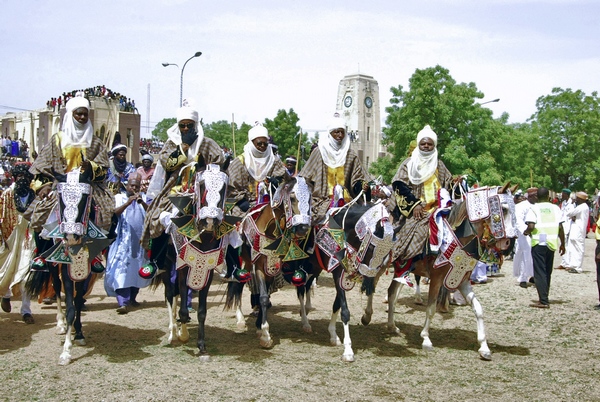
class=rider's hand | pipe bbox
[412,204,425,220]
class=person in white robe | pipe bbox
[104,174,151,314]
[564,191,590,274]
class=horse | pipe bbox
[309,186,395,362]
[25,168,111,365]
[147,161,231,361]
[225,174,313,348]
[385,184,518,360]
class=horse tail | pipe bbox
[361,276,376,296]
[24,270,52,298]
[224,281,244,311]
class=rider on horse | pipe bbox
[140,104,225,271]
[389,125,454,283]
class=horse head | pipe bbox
[272,173,312,240]
[56,169,93,246]
[464,182,518,255]
[193,163,229,233]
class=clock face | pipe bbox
[343,95,352,108]
[364,97,373,108]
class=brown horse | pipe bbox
[385,184,517,360]
[309,197,395,362]
[226,174,312,348]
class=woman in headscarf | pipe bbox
[226,122,286,218]
[299,114,371,225]
[106,143,136,195]
[390,125,453,264]
[140,105,224,261]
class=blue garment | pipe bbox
[106,161,136,192]
[104,194,151,297]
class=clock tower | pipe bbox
[335,73,384,171]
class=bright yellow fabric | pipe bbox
[327,165,350,201]
[422,172,441,212]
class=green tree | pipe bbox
[263,109,311,170]
[203,120,247,155]
[151,118,176,142]
[383,65,507,186]
[529,87,600,192]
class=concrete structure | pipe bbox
[335,73,386,170]
[1,96,141,164]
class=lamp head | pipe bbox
[194,51,202,57]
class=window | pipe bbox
[367,127,370,141]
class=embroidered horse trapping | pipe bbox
[283,241,309,262]
[339,270,355,291]
[68,246,90,282]
[315,226,342,272]
[176,240,225,290]
[434,220,478,290]
[466,187,497,222]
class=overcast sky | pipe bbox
[0,0,598,137]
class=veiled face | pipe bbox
[178,119,195,135]
[330,128,345,142]
[418,137,435,152]
[252,136,269,152]
[72,107,89,125]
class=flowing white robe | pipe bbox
[104,194,151,296]
[564,202,589,272]
[513,200,534,282]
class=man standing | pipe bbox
[524,187,565,308]
[564,191,590,274]
[513,188,536,288]
[556,189,574,270]
[136,154,154,194]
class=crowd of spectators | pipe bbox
[46,85,137,113]
[139,138,164,155]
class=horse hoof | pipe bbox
[58,354,71,366]
[331,338,342,347]
[361,316,371,326]
[198,354,211,362]
[56,327,67,335]
[422,344,434,352]
[341,354,355,363]
[74,338,86,346]
[302,325,312,334]
[260,339,273,349]
[387,325,400,335]
[479,351,492,361]
[236,322,248,331]
[414,300,424,305]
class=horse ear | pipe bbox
[510,184,519,194]
[196,153,206,171]
[499,181,511,194]
[222,154,231,172]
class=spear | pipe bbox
[295,127,302,174]
[231,113,236,157]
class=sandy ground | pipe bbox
[1,237,599,402]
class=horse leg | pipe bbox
[296,285,312,333]
[332,269,354,362]
[386,279,401,334]
[421,271,442,352]
[163,269,178,344]
[458,280,491,360]
[414,275,423,305]
[197,271,214,362]
[72,280,86,346]
[177,268,190,343]
[58,265,75,365]
[255,267,273,348]
[51,266,67,335]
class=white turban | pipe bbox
[416,125,438,147]
[166,106,204,164]
[328,116,346,133]
[248,123,268,141]
[176,106,199,123]
[61,96,93,148]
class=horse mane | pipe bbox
[330,203,373,229]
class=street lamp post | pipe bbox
[162,51,202,107]
[479,98,500,106]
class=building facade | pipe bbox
[335,73,386,170]
[1,97,141,164]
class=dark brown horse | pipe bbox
[151,161,231,361]
[384,184,517,360]
[309,198,395,362]
[225,174,312,348]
